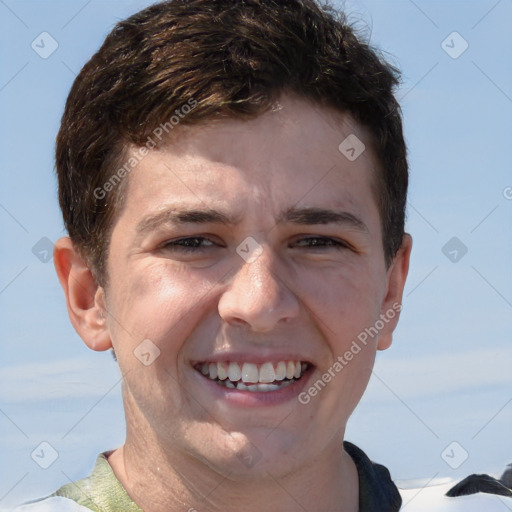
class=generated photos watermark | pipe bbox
[298,302,401,405]
[94,98,198,200]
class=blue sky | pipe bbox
[1,0,511,508]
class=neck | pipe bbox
[108,427,359,512]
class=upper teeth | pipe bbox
[198,361,306,384]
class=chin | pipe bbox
[202,430,306,479]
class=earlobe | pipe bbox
[53,237,112,351]
[377,234,412,351]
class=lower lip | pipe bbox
[192,367,314,407]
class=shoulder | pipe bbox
[344,441,402,511]
[11,452,142,512]
[8,496,91,512]
[398,479,512,511]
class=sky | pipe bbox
[0,0,511,509]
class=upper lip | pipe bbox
[191,351,315,366]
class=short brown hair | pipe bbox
[56,0,407,286]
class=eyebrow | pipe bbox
[136,206,368,235]
[136,208,235,234]
[279,207,368,233]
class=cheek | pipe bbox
[297,262,384,339]
[105,263,218,421]
[106,261,215,360]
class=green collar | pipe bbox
[53,453,142,512]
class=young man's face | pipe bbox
[61,95,410,478]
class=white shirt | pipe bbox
[8,482,512,511]
[8,497,89,511]
[399,479,512,511]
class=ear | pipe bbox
[377,234,412,351]
[53,236,112,351]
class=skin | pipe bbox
[54,95,412,512]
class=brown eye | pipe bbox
[161,237,215,252]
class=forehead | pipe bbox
[118,96,380,228]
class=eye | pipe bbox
[292,236,349,249]
[160,236,217,253]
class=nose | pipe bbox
[218,247,300,332]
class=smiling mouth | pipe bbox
[194,360,311,392]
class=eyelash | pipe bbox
[161,237,217,252]
[161,236,348,252]
[293,236,348,249]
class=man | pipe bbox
[14,0,511,510]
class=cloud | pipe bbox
[369,347,512,401]
[0,357,122,403]
[2,347,510,405]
